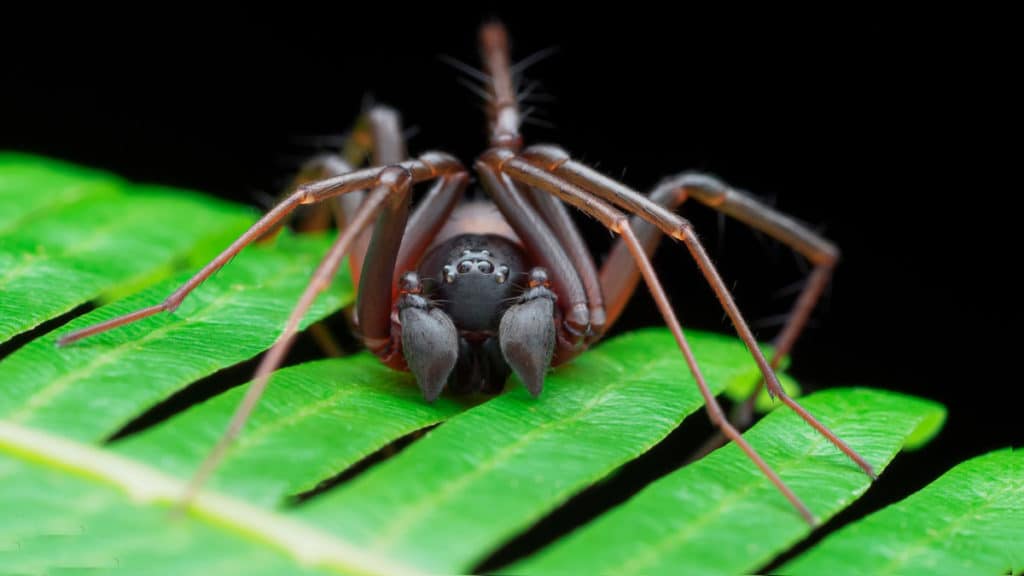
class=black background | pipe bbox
[4,5,1018,548]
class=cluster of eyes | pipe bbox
[444,250,510,284]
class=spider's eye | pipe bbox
[458,260,474,274]
[443,264,456,283]
[496,265,509,284]
[477,261,494,274]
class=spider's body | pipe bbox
[415,231,527,394]
[58,21,876,524]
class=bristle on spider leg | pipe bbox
[509,45,560,77]
[402,125,421,143]
[771,277,810,300]
[456,76,494,103]
[438,54,491,84]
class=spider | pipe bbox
[58,21,875,525]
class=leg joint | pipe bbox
[521,145,570,171]
[377,165,413,192]
[660,171,730,205]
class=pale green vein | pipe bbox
[296,329,756,573]
[0,152,118,234]
[0,209,147,287]
[611,406,876,575]
[369,353,628,551]
[0,421,424,576]
[232,385,364,452]
[783,447,1022,576]
[511,388,946,576]
[8,286,245,422]
[114,356,468,507]
[0,229,354,441]
[877,490,1015,575]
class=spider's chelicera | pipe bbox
[58,22,875,525]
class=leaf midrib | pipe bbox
[0,421,424,576]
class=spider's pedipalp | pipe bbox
[499,268,557,397]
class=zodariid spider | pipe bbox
[58,22,875,525]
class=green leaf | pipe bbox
[0,421,422,576]
[783,447,1023,576]
[0,153,256,343]
[294,329,783,573]
[4,152,978,575]
[511,388,947,576]
[0,153,115,233]
[114,355,473,507]
[0,228,354,442]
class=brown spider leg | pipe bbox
[56,153,463,347]
[521,186,607,340]
[393,175,467,288]
[357,173,469,364]
[656,174,837,460]
[475,162,591,363]
[479,21,523,151]
[264,154,356,358]
[352,107,416,352]
[336,105,408,290]
[594,180,688,330]
[663,172,839,372]
[178,166,415,507]
[264,108,380,241]
[516,146,877,481]
[257,154,355,243]
[481,149,817,525]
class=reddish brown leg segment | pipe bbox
[482,149,817,524]
[393,175,468,288]
[178,167,415,507]
[595,179,689,329]
[336,106,409,291]
[517,146,876,481]
[479,22,523,151]
[521,185,607,339]
[657,172,839,373]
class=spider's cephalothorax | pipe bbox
[57,20,876,523]
[399,230,557,400]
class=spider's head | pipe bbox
[427,237,524,333]
[407,233,557,400]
